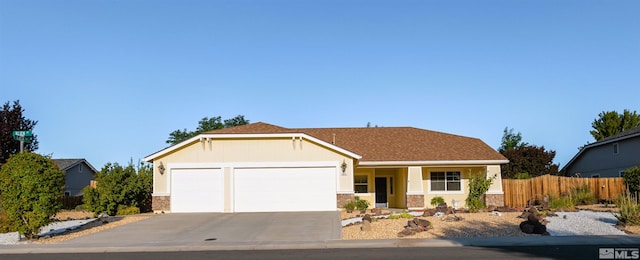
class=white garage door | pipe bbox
[234,167,336,212]
[171,168,224,213]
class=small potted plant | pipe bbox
[430,196,445,207]
[345,201,356,213]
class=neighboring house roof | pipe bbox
[146,122,507,165]
[561,126,640,173]
[53,158,98,173]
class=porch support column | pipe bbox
[485,165,505,207]
[406,166,425,210]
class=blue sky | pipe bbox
[1,1,638,169]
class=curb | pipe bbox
[1,235,639,254]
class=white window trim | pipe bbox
[591,174,600,178]
[428,171,464,194]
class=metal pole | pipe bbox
[19,136,24,153]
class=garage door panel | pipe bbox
[171,168,224,213]
[234,167,336,212]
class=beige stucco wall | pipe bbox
[353,168,375,207]
[486,165,503,194]
[152,137,354,195]
[421,166,486,208]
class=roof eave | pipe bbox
[358,160,510,167]
[144,133,363,162]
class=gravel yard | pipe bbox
[0,211,153,245]
[342,210,628,240]
[343,212,534,240]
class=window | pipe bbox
[620,171,626,177]
[79,164,84,173]
[64,191,70,197]
[431,171,461,191]
[354,175,368,193]
[591,174,600,178]
[613,143,619,154]
[389,177,393,195]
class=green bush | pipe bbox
[466,170,495,213]
[615,192,640,226]
[571,185,596,206]
[0,211,16,233]
[430,196,445,207]
[0,152,65,239]
[82,161,152,216]
[355,196,370,211]
[344,201,356,211]
[549,195,574,210]
[117,205,140,215]
[622,166,640,195]
[389,213,414,219]
[74,204,87,211]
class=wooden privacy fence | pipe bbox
[502,174,626,208]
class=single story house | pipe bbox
[562,126,640,178]
[53,158,98,197]
[144,122,508,213]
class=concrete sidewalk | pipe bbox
[1,235,639,254]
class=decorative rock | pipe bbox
[397,228,416,237]
[371,208,382,215]
[363,214,372,223]
[423,209,436,217]
[361,220,371,231]
[415,218,431,228]
[444,207,453,214]
[435,203,448,213]
[519,221,535,234]
[407,220,418,229]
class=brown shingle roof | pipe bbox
[206,122,506,162]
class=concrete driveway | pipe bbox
[58,212,341,247]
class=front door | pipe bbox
[375,177,387,208]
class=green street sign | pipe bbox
[12,130,33,141]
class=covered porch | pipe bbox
[351,165,504,210]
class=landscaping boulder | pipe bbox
[444,207,454,214]
[363,214,373,223]
[423,208,436,217]
[415,218,432,232]
[397,228,416,237]
[519,207,549,235]
[396,218,432,237]
[371,208,382,215]
[435,203,448,213]
[361,220,371,231]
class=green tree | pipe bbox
[498,127,528,152]
[83,161,153,215]
[590,109,640,141]
[0,153,64,239]
[166,115,249,145]
[0,100,39,165]
[622,166,640,195]
[500,145,559,179]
